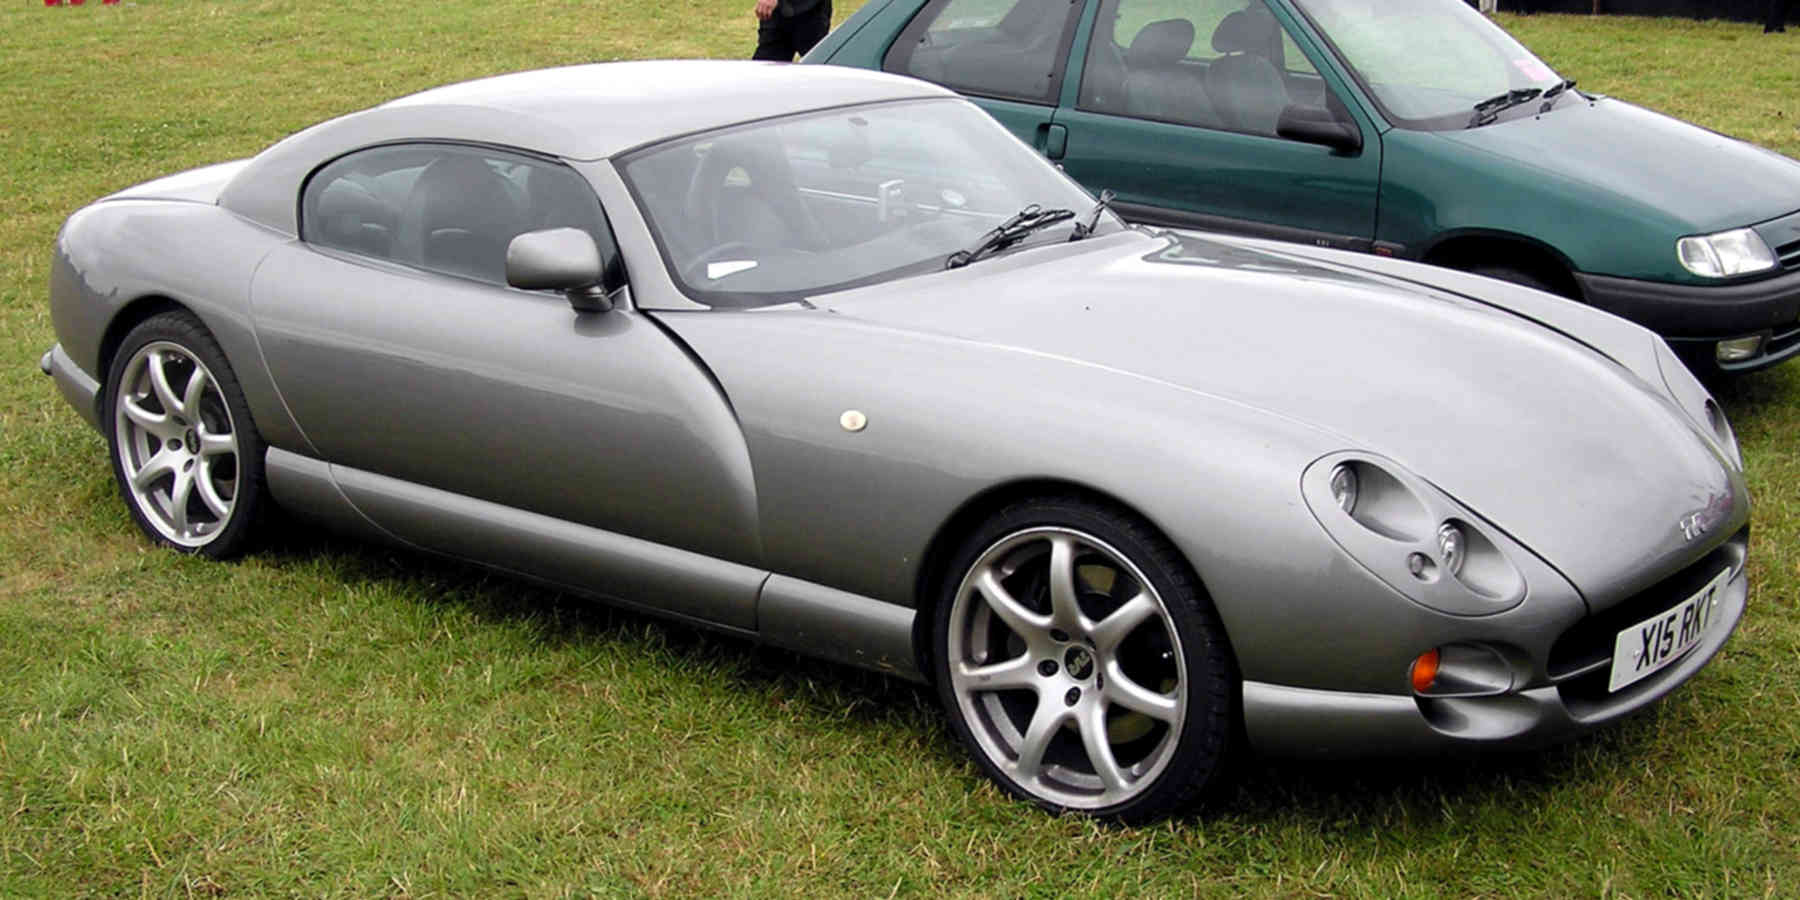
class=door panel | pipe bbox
[249,245,764,576]
[1056,0,1380,247]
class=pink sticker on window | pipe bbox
[1513,58,1555,82]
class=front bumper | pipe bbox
[1575,267,1800,373]
[1244,533,1749,758]
[41,343,103,431]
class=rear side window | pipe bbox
[300,143,618,287]
[882,0,1085,104]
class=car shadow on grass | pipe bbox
[251,515,1663,823]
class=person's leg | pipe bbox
[753,15,795,60]
[1768,0,1788,33]
[790,2,833,58]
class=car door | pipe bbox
[1052,0,1382,251]
[880,0,1087,155]
[248,142,763,622]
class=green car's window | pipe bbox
[1079,0,1328,138]
[620,98,1107,308]
[882,0,1084,104]
[301,143,617,287]
[1289,0,1565,130]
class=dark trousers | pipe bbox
[1768,0,1789,32]
[753,2,832,61]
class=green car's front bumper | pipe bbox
[1576,266,1800,373]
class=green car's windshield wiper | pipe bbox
[1068,189,1116,242]
[1469,87,1543,127]
[946,204,1076,269]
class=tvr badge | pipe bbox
[1679,493,1732,542]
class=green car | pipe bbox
[809,0,1800,373]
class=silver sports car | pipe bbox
[42,61,1750,822]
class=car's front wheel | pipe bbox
[933,496,1236,822]
[103,311,267,558]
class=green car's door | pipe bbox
[1052,0,1382,252]
[879,0,1088,155]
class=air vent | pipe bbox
[1777,238,1800,271]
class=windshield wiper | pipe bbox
[1469,87,1542,127]
[1069,189,1117,242]
[1539,78,1578,111]
[946,204,1076,269]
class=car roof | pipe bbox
[218,61,953,236]
[386,61,951,157]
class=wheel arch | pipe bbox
[909,477,1221,685]
[1420,229,1586,301]
[97,295,196,389]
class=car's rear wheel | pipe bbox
[933,496,1236,822]
[103,312,267,558]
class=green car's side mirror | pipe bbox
[1276,105,1364,156]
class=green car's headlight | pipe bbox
[1676,227,1777,278]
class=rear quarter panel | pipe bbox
[50,199,305,450]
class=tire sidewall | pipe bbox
[102,311,267,559]
[931,496,1236,822]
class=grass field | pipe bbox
[3,2,1798,896]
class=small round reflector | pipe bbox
[1411,649,1440,693]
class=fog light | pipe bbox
[1716,335,1764,363]
[1411,648,1440,693]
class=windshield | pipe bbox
[619,98,1108,307]
[1290,0,1565,130]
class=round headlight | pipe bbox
[1329,464,1358,514]
[1437,522,1465,578]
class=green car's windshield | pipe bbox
[619,98,1111,307]
[1291,0,1566,130]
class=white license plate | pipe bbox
[1608,568,1731,692]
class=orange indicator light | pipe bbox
[1411,649,1441,693]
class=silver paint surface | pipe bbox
[43,62,1751,757]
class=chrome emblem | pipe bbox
[1679,493,1732,542]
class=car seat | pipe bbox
[683,134,826,253]
[1205,8,1289,136]
[396,154,526,284]
[1123,19,1219,127]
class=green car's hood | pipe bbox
[1437,97,1800,233]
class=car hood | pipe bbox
[1440,97,1800,233]
[816,230,1743,602]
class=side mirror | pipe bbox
[506,227,611,312]
[1276,105,1363,156]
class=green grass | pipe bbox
[3,3,1799,895]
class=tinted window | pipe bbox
[621,98,1108,308]
[882,0,1083,104]
[301,143,617,287]
[1080,0,1329,137]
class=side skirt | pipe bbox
[263,447,922,681]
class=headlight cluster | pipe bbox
[1675,228,1777,279]
[1306,455,1526,617]
[1654,337,1744,469]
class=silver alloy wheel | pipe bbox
[946,526,1187,810]
[112,341,241,548]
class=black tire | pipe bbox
[1465,264,1561,297]
[102,311,268,559]
[931,495,1237,823]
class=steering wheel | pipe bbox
[680,241,761,284]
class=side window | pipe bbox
[301,143,619,288]
[1080,0,1333,138]
[882,0,1084,104]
